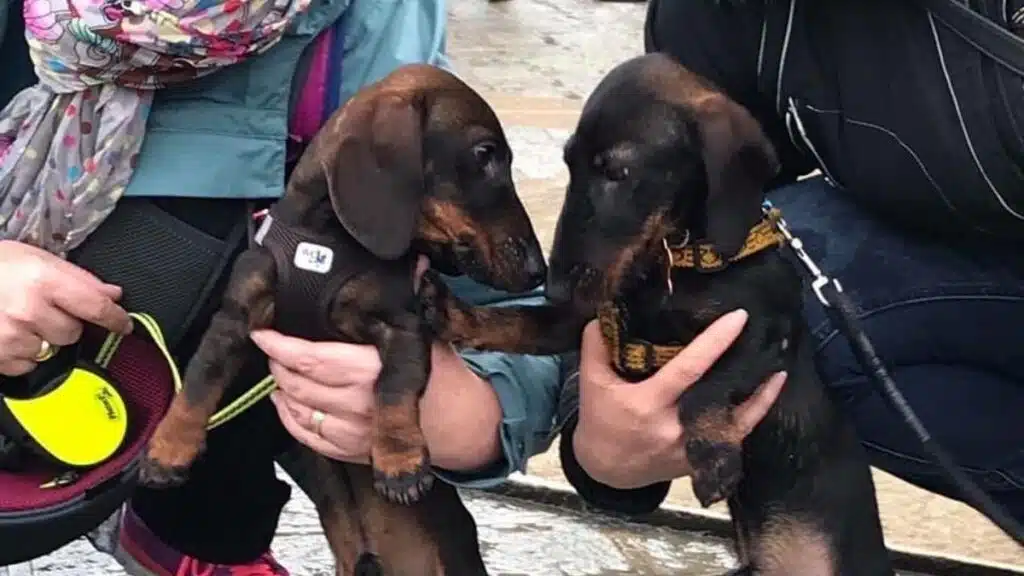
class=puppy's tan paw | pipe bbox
[370,443,434,505]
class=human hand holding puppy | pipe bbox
[256,256,503,474]
[572,309,786,490]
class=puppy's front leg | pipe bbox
[140,248,277,487]
[366,314,434,505]
[677,371,747,508]
[419,270,584,355]
[677,329,785,508]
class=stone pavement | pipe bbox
[8,0,1023,573]
[3,473,757,576]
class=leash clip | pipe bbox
[662,229,690,296]
[761,201,841,307]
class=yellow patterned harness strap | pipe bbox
[598,209,786,377]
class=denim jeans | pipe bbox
[771,177,1024,521]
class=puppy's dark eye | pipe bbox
[592,154,630,182]
[604,165,630,182]
[472,141,498,166]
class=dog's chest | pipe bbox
[625,276,754,345]
[253,210,372,340]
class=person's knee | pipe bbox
[775,204,1024,513]
[816,332,1024,517]
[771,177,1024,342]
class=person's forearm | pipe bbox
[420,274,556,479]
[420,342,503,472]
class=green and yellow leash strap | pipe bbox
[104,313,277,431]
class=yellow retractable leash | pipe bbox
[0,313,276,477]
[0,344,130,469]
[125,313,277,432]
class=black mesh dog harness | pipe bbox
[252,206,369,341]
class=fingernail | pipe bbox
[250,331,267,345]
[770,371,788,385]
[722,308,749,325]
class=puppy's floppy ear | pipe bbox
[317,94,425,260]
[696,96,780,259]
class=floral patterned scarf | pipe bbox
[0,0,313,256]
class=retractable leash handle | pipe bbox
[0,341,131,472]
[762,200,1024,546]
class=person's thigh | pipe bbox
[771,178,1024,519]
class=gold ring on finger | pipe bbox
[311,410,326,437]
[35,340,56,363]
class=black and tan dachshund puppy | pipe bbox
[424,54,894,575]
[138,63,545,574]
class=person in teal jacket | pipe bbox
[0,0,562,573]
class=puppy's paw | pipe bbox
[687,438,743,508]
[137,452,192,488]
[417,270,449,336]
[370,444,434,505]
[137,434,206,488]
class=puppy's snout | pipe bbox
[523,244,546,287]
[454,242,475,262]
[501,235,545,291]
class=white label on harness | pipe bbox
[294,242,334,274]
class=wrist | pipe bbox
[420,343,502,472]
[571,420,633,489]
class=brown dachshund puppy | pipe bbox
[137,63,546,574]
[424,54,893,575]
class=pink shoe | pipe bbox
[115,505,289,576]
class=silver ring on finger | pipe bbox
[311,409,327,437]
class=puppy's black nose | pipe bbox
[523,248,547,287]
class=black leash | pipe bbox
[762,201,1024,547]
